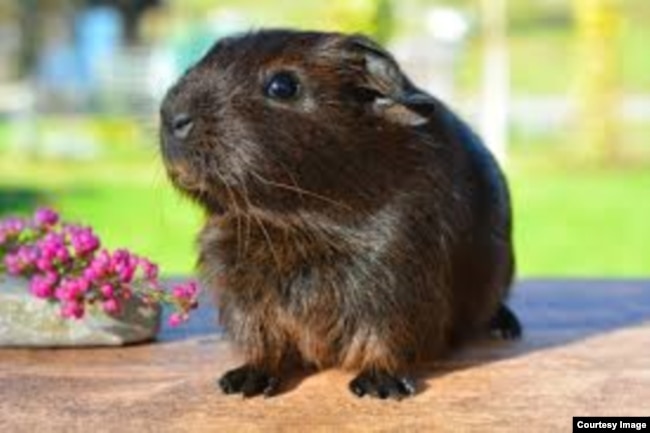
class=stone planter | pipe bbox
[0,276,161,347]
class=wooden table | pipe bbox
[1,279,649,432]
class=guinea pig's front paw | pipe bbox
[489,303,523,340]
[349,370,416,400]
[217,364,280,398]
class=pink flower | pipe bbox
[60,301,84,319]
[29,273,58,299]
[4,246,37,275]
[38,233,67,260]
[111,249,131,264]
[36,256,54,272]
[171,281,200,314]
[84,253,110,280]
[172,285,186,299]
[168,312,187,327]
[117,266,136,284]
[95,249,111,267]
[55,278,89,302]
[139,259,159,281]
[34,208,59,228]
[4,254,21,275]
[68,226,100,256]
[172,281,199,300]
[76,276,91,293]
[55,247,70,262]
[102,298,120,315]
[99,284,114,298]
[111,249,138,283]
[1,217,26,236]
[18,246,38,265]
[1,209,200,328]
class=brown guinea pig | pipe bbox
[159,29,521,400]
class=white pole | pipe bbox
[479,0,509,162]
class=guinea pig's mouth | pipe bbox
[165,163,227,215]
[166,163,202,191]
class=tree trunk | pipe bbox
[479,0,510,163]
[573,0,622,164]
[18,0,39,76]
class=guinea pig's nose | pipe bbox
[170,113,194,140]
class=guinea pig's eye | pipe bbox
[264,72,300,100]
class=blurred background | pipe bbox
[0,0,647,277]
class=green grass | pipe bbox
[507,124,650,276]
[510,160,650,276]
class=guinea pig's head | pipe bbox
[160,29,439,217]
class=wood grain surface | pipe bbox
[1,279,649,433]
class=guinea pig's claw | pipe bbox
[349,370,416,400]
[489,303,522,340]
[217,364,280,398]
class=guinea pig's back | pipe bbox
[435,109,515,341]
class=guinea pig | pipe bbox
[159,29,521,400]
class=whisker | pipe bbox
[245,177,347,257]
[251,210,283,274]
[274,159,305,204]
[235,171,282,273]
[207,155,245,263]
[249,171,352,211]
[237,175,254,255]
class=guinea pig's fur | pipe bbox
[160,29,521,399]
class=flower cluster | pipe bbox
[0,208,199,326]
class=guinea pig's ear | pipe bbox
[344,35,439,126]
